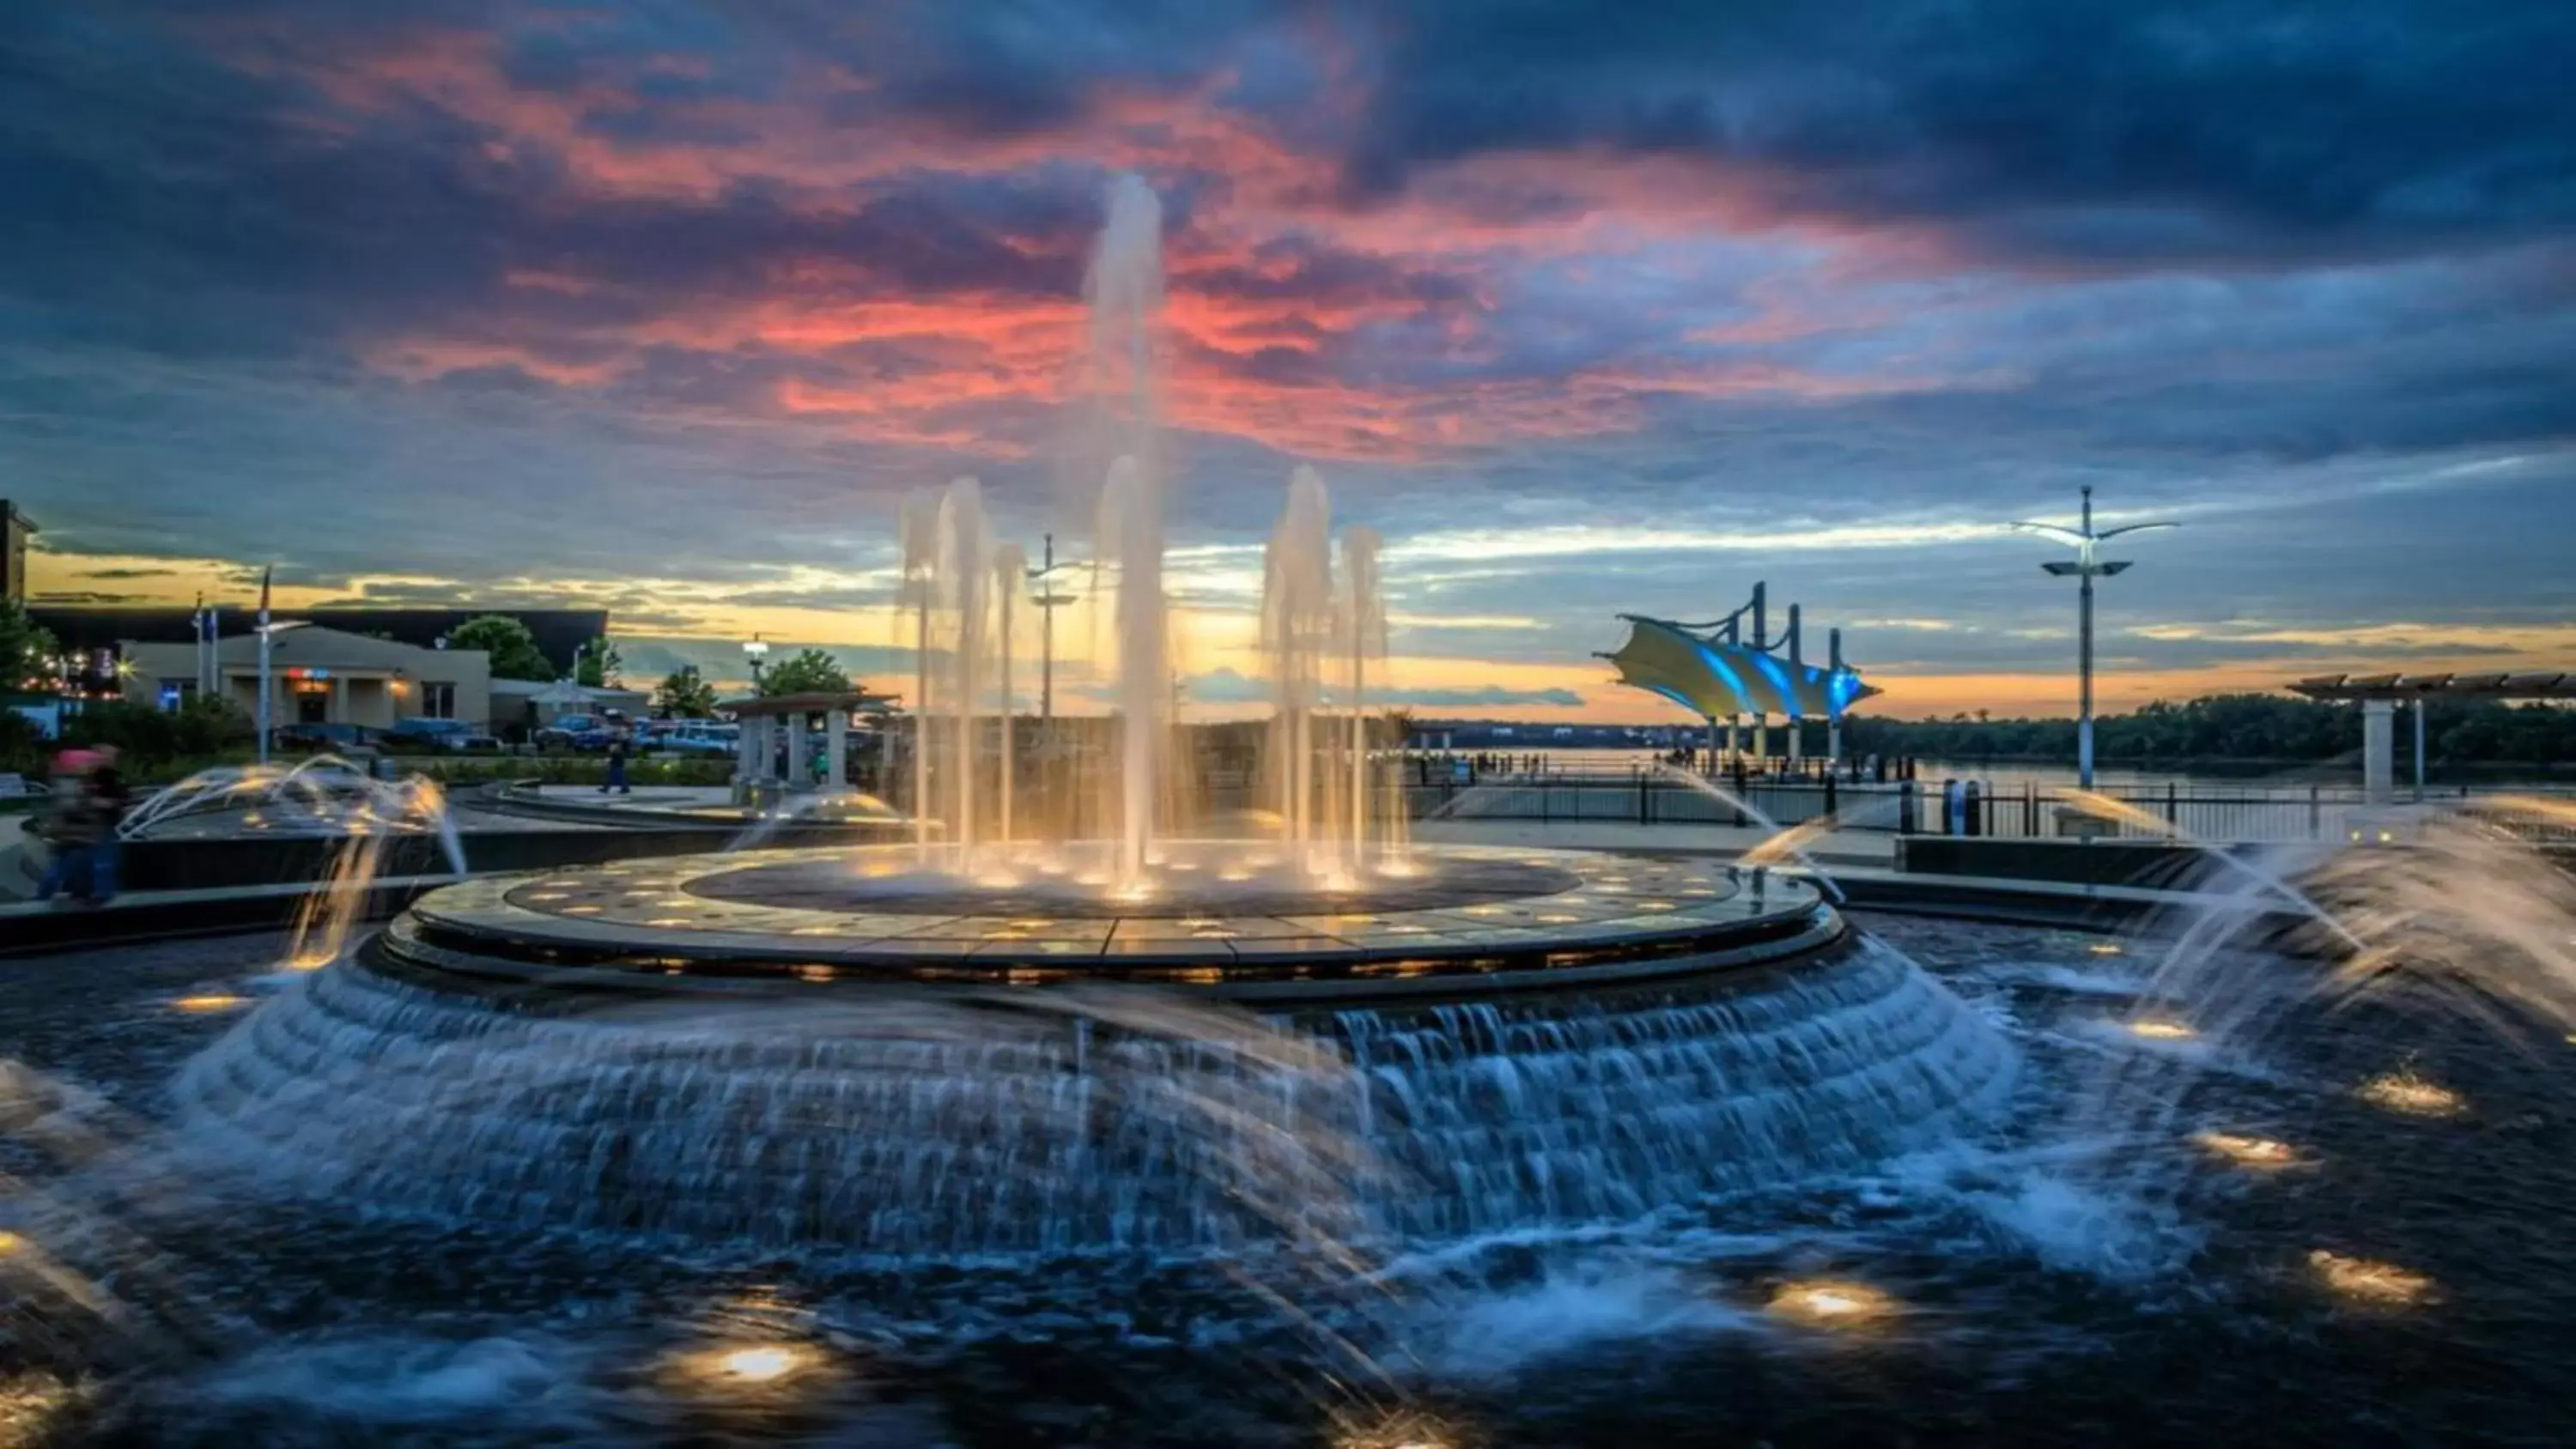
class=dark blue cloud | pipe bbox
[1345,0,2576,265]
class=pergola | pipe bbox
[2287,671,2575,804]
[721,690,897,799]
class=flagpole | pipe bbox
[256,567,273,764]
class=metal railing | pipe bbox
[1402,761,1911,831]
[1394,757,2576,845]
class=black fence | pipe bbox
[1405,766,1911,831]
[1396,759,2576,845]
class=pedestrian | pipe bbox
[599,712,633,795]
[84,747,128,900]
[37,747,127,906]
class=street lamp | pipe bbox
[743,634,770,691]
[2009,486,2176,790]
[1024,532,1082,723]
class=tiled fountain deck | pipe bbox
[389,842,1841,998]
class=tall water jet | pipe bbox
[1083,174,1172,890]
[1264,467,1337,876]
[936,479,993,863]
[1340,524,1388,870]
[993,542,1026,852]
[900,494,939,863]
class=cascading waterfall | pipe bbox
[170,936,2011,1252]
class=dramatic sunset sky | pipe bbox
[7,0,2572,718]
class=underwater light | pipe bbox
[1767,1278,1897,1327]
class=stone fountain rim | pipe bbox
[380,841,1844,1002]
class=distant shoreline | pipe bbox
[1908,755,2575,773]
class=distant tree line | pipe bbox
[1839,693,2576,767]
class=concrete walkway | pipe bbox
[1412,818,1897,866]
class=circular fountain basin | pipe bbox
[173,844,2015,1254]
[381,841,1841,1000]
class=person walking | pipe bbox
[599,713,634,795]
[83,748,128,901]
[37,747,128,906]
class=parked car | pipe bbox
[534,714,618,752]
[274,721,382,754]
[650,719,740,757]
[386,718,503,753]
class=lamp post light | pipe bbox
[1025,532,1081,724]
[2009,486,2176,790]
[743,634,770,692]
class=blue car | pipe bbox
[647,720,739,756]
[535,714,619,752]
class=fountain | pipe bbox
[117,757,465,871]
[162,174,2015,1260]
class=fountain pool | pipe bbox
[7,905,2572,1447]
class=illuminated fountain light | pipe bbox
[2087,941,2126,957]
[671,1341,825,1390]
[2194,1130,2305,1168]
[1766,1278,1899,1328]
[1333,1408,1461,1449]
[2356,1070,2465,1118]
[2309,1250,2435,1306]
[2126,1019,2197,1040]
[169,994,249,1014]
[0,1374,82,1446]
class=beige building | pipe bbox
[121,624,492,731]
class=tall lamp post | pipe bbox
[2009,486,2175,789]
[1025,532,1081,724]
[742,634,770,692]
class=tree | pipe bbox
[758,648,851,696]
[653,664,720,718]
[447,615,555,682]
[576,635,623,688]
[0,597,60,694]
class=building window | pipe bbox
[422,682,457,719]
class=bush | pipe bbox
[57,697,256,774]
[0,708,45,776]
